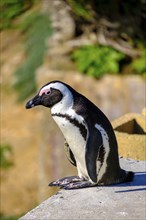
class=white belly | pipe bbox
[52,116,89,179]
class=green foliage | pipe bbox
[14,12,52,101]
[66,0,146,53]
[72,45,125,78]
[66,0,92,21]
[0,0,36,30]
[0,144,13,169]
[132,52,146,76]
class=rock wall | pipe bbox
[112,110,146,160]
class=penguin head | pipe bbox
[25,81,74,110]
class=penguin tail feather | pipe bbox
[124,171,134,183]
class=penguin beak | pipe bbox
[25,94,42,109]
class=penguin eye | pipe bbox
[45,90,51,95]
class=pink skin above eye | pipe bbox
[39,88,50,96]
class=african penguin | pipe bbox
[25,81,134,190]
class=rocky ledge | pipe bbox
[20,158,146,220]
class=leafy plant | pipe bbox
[72,45,125,78]
[14,12,52,101]
[0,0,36,30]
[66,0,92,21]
[132,52,146,77]
[0,144,13,169]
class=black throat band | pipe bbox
[51,113,87,140]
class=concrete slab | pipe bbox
[20,158,146,220]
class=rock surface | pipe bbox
[20,158,146,220]
[112,111,146,160]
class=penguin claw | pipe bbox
[48,176,82,187]
[62,181,96,190]
[49,181,60,186]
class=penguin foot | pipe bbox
[48,176,83,187]
[61,181,96,190]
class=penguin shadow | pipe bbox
[113,172,146,193]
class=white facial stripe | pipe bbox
[95,124,110,182]
[40,82,85,126]
[39,82,74,113]
[49,83,74,114]
[40,82,70,97]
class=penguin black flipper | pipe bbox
[85,125,103,183]
[64,140,76,167]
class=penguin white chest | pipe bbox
[52,116,86,154]
[52,115,88,179]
